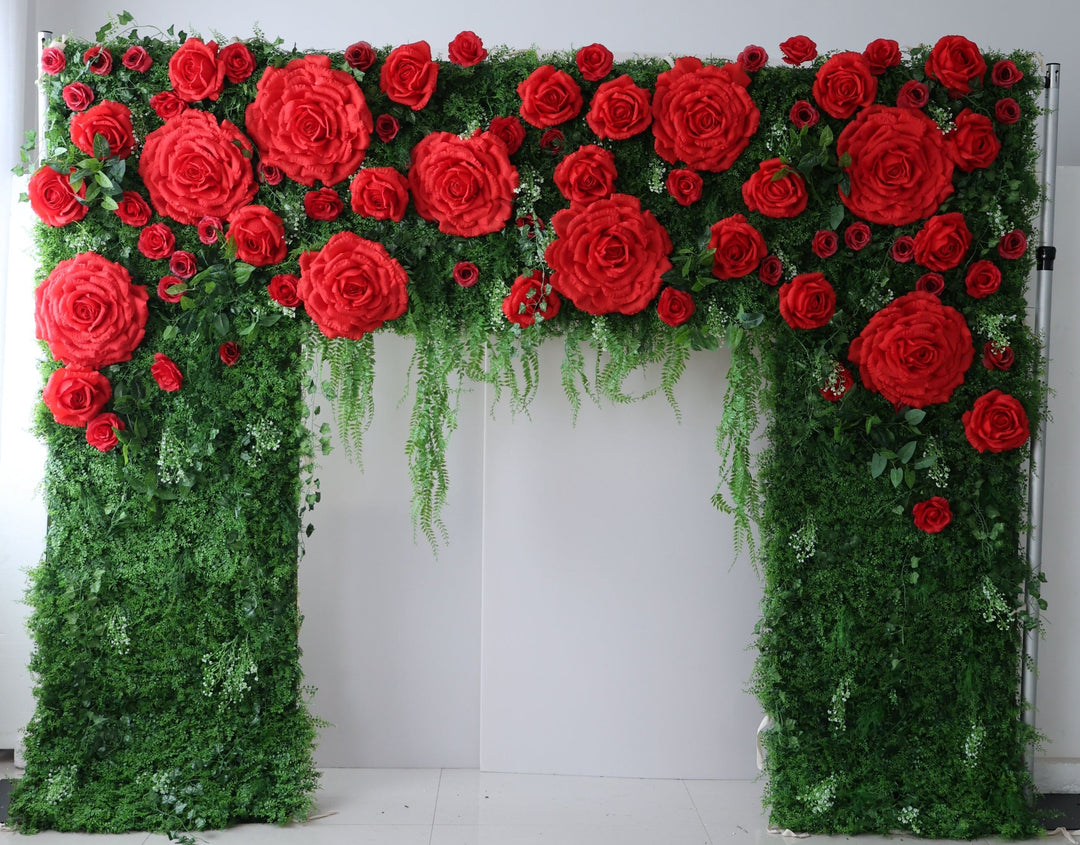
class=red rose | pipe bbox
[812,52,877,119]
[42,367,112,426]
[708,214,766,279]
[149,91,186,120]
[157,276,186,303]
[83,46,113,75]
[345,41,376,71]
[925,35,986,96]
[915,272,945,295]
[913,497,952,533]
[820,362,854,401]
[848,290,974,408]
[138,222,176,259]
[789,100,819,129]
[947,109,1000,172]
[453,261,479,288]
[656,287,695,327]
[891,236,915,263]
[897,80,929,109]
[409,131,518,237]
[586,76,652,140]
[169,251,197,280]
[298,231,409,339]
[576,43,614,81]
[219,42,256,83]
[516,214,545,237]
[913,212,972,271]
[122,45,152,72]
[844,222,871,251]
[35,252,148,369]
[742,158,808,219]
[991,59,1023,88]
[995,98,1021,125]
[41,45,66,74]
[268,274,301,307]
[779,35,817,65]
[258,162,283,185]
[114,191,151,226]
[983,341,1014,371]
[487,116,526,154]
[502,270,561,327]
[304,187,344,221]
[86,412,124,452]
[140,110,257,224]
[997,229,1027,260]
[70,100,135,159]
[539,128,564,154]
[227,205,287,267]
[963,390,1029,453]
[518,64,583,128]
[449,31,487,67]
[380,41,439,111]
[964,259,1002,298]
[812,230,838,258]
[652,57,758,172]
[837,105,954,226]
[28,166,88,227]
[738,45,768,73]
[62,82,94,111]
[247,54,373,187]
[219,342,241,366]
[666,169,703,206]
[151,353,183,392]
[778,273,836,330]
[169,37,226,102]
[197,216,223,244]
[375,114,401,144]
[759,255,783,286]
[349,167,410,221]
[553,145,617,204]
[546,193,672,315]
[863,38,901,75]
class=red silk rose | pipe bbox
[28,166,88,227]
[820,362,854,401]
[997,229,1027,259]
[553,145,617,204]
[964,260,1002,298]
[487,116,526,154]
[83,46,112,75]
[62,82,94,111]
[652,57,759,172]
[409,131,518,237]
[43,367,112,426]
[140,110,257,224]
[863,38,901,75]
[983,342,1014,371]
[891,236,915,263]
[157,276,185,303]
[453,261,479,288]
[149,91,186,120]
[844,222,871,251]
[546,193,673,316]
[925,35,986,96]
[576,43,614,81]
[376,114,401,144]
[70,100,135,159]
[738,45,768,73]
[227,205,287,267]
[812,52,877,119]
[169,38,226,102]
[779,35,817,65]
[380,41,439,111]
[298,231,409,339]
[41,45,66,74]
[304,187,344,221]
[247,54,373,187]
[258,162,283,185]
[586,76,652,140]
[656,287,695,327]
[913,212,972,271]
[219,342,241,366]
[169,251,197,280]
[114,191,151,227]
[913,497,952,533]
[778,273,836,330]
[812,230,838,258]
[992,59,1023,88]
[948,109,1001,172]
[896,80,929,109]
[915,272,945,296]
[848,291,974,408]
[448,31,487,67]
[518,65,583,128]
[151,353,183,392]
[837,105,953,226]
[789,100,819,129]
[708,214,766,280]
[268,274,301,308]
[219,42,256,83]
[995,97,1021,125]
[539,128,564,154]
[345,41,376,71]
[197,216,223,244]
[666,169,703,206]
[963,390,1029,453]
[350,167,410,221]
[86,412,124,452]
[35,252,148,370]
[742,158,808,219]
[122,45,152,72]
[502,270,562,327]
[759,255,783,286]
[138,222,175,259]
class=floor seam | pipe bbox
[428,767,444,845]
[682,778,715,845]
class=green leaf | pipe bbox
[100,194,119,211]
[819,125,834,148]
[92,133,111,160]
[904,467,916,489]
[233,263,256,285]
[162,325,178,340]
[890,467,903,488]
[898,441,917,464]
[865,415,881,434]
[904,408,926,426]
[871,452,887,478]
[838,151,853,169]
[828,205,845,230]
[94,171,114,190]
[212,313,230,338]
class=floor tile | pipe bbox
[430,823,711,845]
[685,778,767,832]
[307,767,440,825]
[1,832,148,843]
[142,824,430,844]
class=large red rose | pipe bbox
[517,65,583,128]
[925,35,986,96]
[913,497,952,533]
[913,212,972,271]
[708,214,767,279]
[652,57,759,172]
[227,205,288,267]
[35,252,148,369]
[28,166,88,227]
[553,145,617,204]
[812,52,877,119]
[42,367,112,426]
[778,273,836,329]
[69,100,135,159]
[502,270,561,327]
[837,105,954,226]
[168,37,226,102]
[349,167,410,221]
[586,76,652,140]
[140,110,257,224]
[545,193,673,315]
[848,290,974,408]
[380,41,439,111]
[962,390,1029,453]
[741,158,807,218]
[247,54,373,187]
[298,231,409,339]
[947,108,1001,172]
[408,131,518,237]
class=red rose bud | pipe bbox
[86,412,125,452]
[789,99,819,129]
[779,35,817,65]
[991,59,1023,88]
[915,272,945,295]
[345,41,376,71]
[258,161,284,186]
[891,235,915,263]
[896,79,929,109]
[169,250,197,279]
[666,169,703,206]
[738,44,768,72]
[576,43,614,81]
[997,229,1027,259]
[151,353,183,392]
[995,97,1021,125]
[819,362,854,401]
[83,45,113,75]
[62,82,95,111]
[122,45,152,72]
[863,38,901,75]
[375,113,401,143]
[268,274,301,308]
[453,261,480,288]
[759,255,783,286]
[913,497,952,533]
[219,342,241,366]
[983,341,1015,371]
[964,259,1002,298]
[656,288,695,327]
[157,275,186,303]
[197,216,223,244]
[448,31,487,67]
[844,222,871,251]
[539,128,565,154]
[41,45,66,74]
[812,229,838,258]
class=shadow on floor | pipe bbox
[1038,792,1080,830]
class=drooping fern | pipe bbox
[311,329,377,468]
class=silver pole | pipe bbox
[1022,62,1060,788]
[37,31,53,164]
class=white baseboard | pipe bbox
[1036,758,1080,793]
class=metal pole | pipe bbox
[37,31,53,164]
[1022,61,1060,788]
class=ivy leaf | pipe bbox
[871,452,887,478]
[898,441,917,464]
[828,205,845,230]
[890,467,904,488]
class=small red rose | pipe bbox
[738,45,768,72]
[925,35,986,96]
[258,162,283,186]
[742,158,808,219]
[891,236,915,263]
[915,272,945,295]
[819,362,854,401]
[345,41,376,71]
[487,116,526,154]
[518,65,583,127]
[844,222,871,251]
[376,114,401,144]
[114,191,152,226]
[169,250,197,280]
[789,100,819,129]
[947,109,1001,172]
[42,367,112,426]
[656,287,695,327]
[157,276,186,303]
[997,229,1027,260]
[812,51,877,119]
[963,390,1029,453]
[219,42,256,83]
[983,341,1015,371]
[995,98,1021,125]
[70,100,135,159]
[449,31,487,67]
[539,128,565,154]
[83,45,113,75]
[304,187,345,221]
[553,145,617,204]
[219,342,241,366]
[913,497,952,533]
[812,230,838,259]
[86,412,125,452]
[350,167,410,221]
[62,82,94,111]
[576,43,614,82]
[964,260,1002,298]
[991,59,1023,88]
[169,37,226,102]
[502,270,561,327]
[586,76,652,140]
[380,41,439,111]
[268,274,301,307]
[709,214,766,280]
[863,38,901,75]
[197,216,223,244]
[779,35,817,65]
[41,45,66,74]
[913,212,972,271]
[151,353,183,392]
[138,222,176,259]
[778,273,836,330]
[227,205,288,267]
[28,166,88,228]
[896,80,929,109]
[453,261,479,288]
[122,45,152,73]
[149,91,187,121]
[759,255,783,286]
[666,169,703,206]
